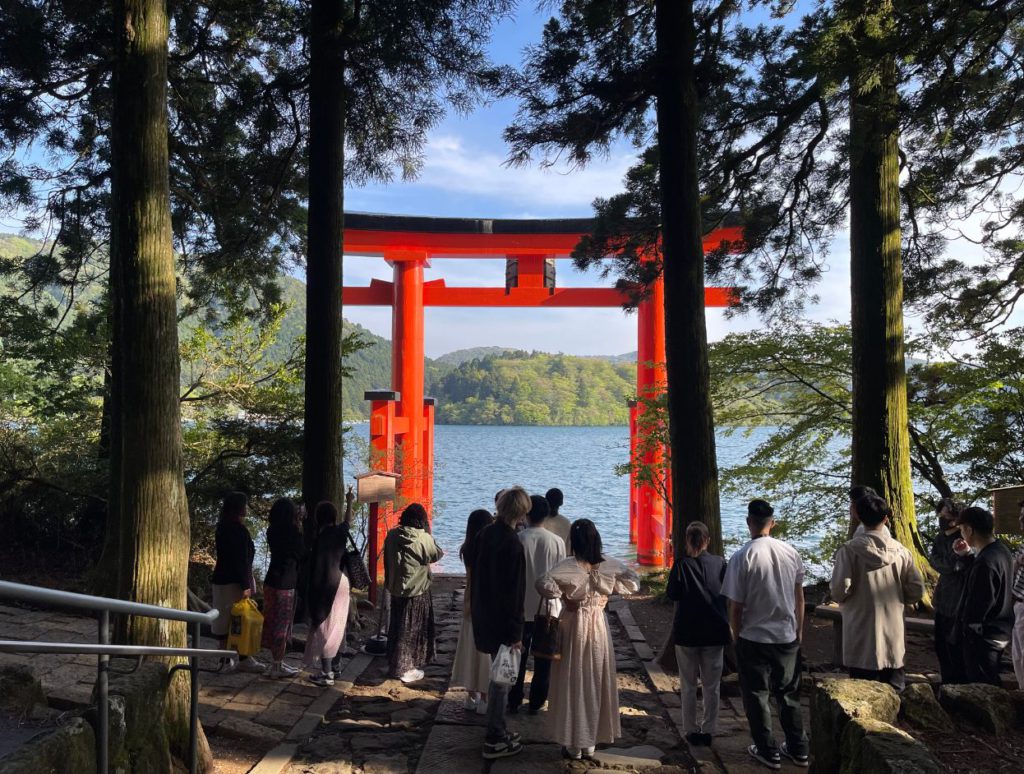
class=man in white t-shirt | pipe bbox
[543,488,572,552]
[722,499,809,771]
[509,494,566,714]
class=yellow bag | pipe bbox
[227,598,263,656]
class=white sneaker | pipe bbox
[464,695,478,711]
[237,656,266,673]
[268,662,299,679]
[400,668,425,683]
[309,671,335,687]
[220,657,238,674]
[475,699,488,715]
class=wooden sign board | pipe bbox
[991,485,1024,535]
[355,471,400,504]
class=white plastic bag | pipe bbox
[489,643,520,686]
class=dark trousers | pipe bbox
[935,612,966,684]
[736,638,808,757]
[486,648,510,743]
[849,666,906,693]
[962,635,1004,686]
[508,621,553,711]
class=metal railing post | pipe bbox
[189,620,200,774]
[98,609,110,774]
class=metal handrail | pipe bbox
[0,580,218,624]
[0,580,233,774]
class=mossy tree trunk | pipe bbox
[655,0,723,556]
[110,0,211,768]
[848,1,933,581]
[302,0,348,510]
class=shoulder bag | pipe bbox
[343,529,371,591]
[531,596,563,660]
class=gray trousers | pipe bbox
[676,645,724,734]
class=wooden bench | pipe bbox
[814,604,934,667]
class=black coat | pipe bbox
[666,552,730,647]
[307,524,350,628]
[956,540,1015,645]
[210,520,254,586]
[471,521,525,654]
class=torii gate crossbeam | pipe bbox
[341,212,740,577]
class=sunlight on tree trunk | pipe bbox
[303,0,347,510]
[848,2,933,584]
[110,0,210,767]
[655,0,723,556]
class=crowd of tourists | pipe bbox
[209,485,1024,769]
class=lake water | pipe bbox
[345,424,772,572]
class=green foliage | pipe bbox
[433,350,635,426]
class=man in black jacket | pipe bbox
[928,498,970,683]
[471,486,529,760]
[955,506,1015,685]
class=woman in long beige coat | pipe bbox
[537,519,640,760]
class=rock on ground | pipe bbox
[839,717,942,774]
[810,678,900,774]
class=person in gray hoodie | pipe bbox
[384,503,444,683]
[830,494,925,692]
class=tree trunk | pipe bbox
[110,0,211,767]
[302,0,347,510]
[654,0,723,556]
[92,313,120,596]
[848,8,933,580]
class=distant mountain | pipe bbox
[432,346,517,367]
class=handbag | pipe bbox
[342,528,371,591]
[531,597,563,661]
[490,643,520,686]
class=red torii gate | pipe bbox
[342,213,740,577]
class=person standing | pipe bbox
[262,498,306,678]
[384,502,444,683]
[538,519,640,760]
[544,488,572,552]
[955,506,1015,686]
[666,521,730,747]
[723,499,809,771]
[1012,499,1024,689]
[509,494,566,715]
[928,497,970,684]
[472,486,529,760]
[304,501,352,686]
[830,494,925,692]
[451,509,495,713]
[210,491,264,673]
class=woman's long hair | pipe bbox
[569,519,604,565]
[267,497,297,543]
[314,501,338,530]
[460,509,494,569]
[220,491,247,524]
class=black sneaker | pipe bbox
[685,732,703,746]
[483,733,523,759]
[700,733,714,747]
[780,742,809,767]
[748,744,781,770]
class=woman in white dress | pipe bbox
[450,509,495,713]
[537,518,640,760]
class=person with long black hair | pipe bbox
[210,491,263,673]
[262,498,306,678]
[303,501,352,686]
[451,509,495,713]
[384,502,444,683]
[537,519,639,761]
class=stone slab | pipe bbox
[249,742,299,774]
[591,744,665,769]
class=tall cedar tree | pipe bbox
[303,0,348,509]
[654,0,721,553]
[110,0,210,765]
[845,0,928,570]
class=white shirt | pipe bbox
[722,535,805,644]
[520,525,566,621]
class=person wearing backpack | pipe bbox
[666,521,730,748]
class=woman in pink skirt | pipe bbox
[303,501,351,686]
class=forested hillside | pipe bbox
[432,351,635,425]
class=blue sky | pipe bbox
[342,4,856,358]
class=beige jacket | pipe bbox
[830,529,925,670]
